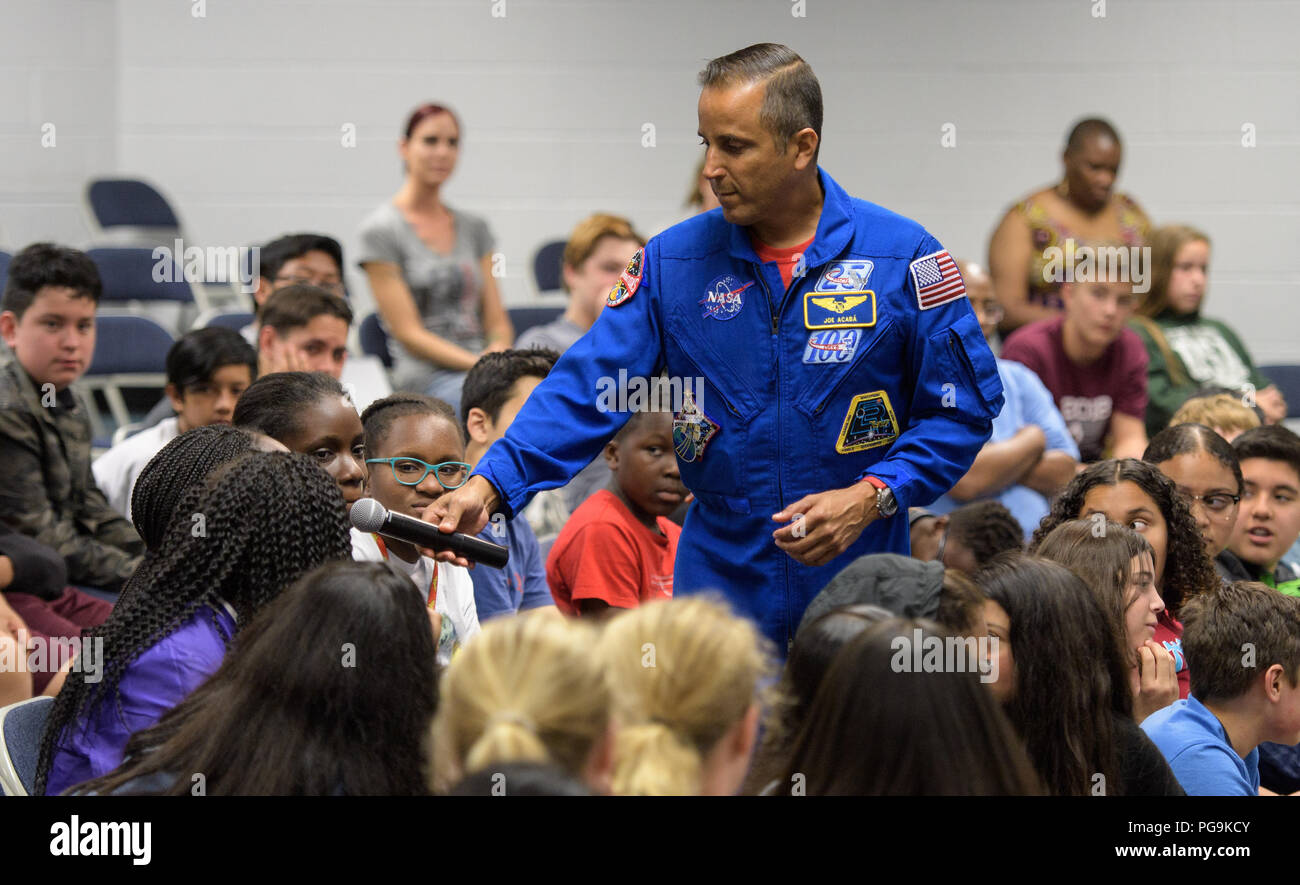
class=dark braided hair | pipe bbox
[70,561,438,796]
[1030,459,1218,616]
[233,371,350,442]
[131,425,257,549]
[36,451,352,794]
[360,392,463,455]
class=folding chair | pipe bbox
[0,696,54,796]
[79,315,175,445]
[531,239,567,294]
[87,246,209,328]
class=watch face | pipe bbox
[877,488,897,516]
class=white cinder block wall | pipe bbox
[2,0,1297,362]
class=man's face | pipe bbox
[262,315,349,378]
[1062,280,1135,351]
[697,80,802,228]
[1232,457,1300,571]
[167,363,252,433]
[256,249,344,306]
[565,236,641,323]
[0,287,97,390]
[964,270,1002,342]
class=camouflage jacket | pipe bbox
[0,360,143,590]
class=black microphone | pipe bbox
[350,498,509,569]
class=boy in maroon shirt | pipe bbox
[1001,279,1148,462]
[547,392,688,617]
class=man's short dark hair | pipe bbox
[257,284,353,335]
[1,243,102,319]
[948,501,1024,568]
[460,349,560,432]
[259,233,344,285]
[1065,117,1121,154]
[166,326,258,391]
[1182,581,1300,704]
[698,42,823,159]
[1233,425,1300,483]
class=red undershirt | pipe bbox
[752,233,815,291]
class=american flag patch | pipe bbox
[909,250,966,310]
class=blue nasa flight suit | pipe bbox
[473,169,1003,650]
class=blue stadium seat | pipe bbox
[87,247,196,305]
[0,696,54,795]
[86,178,181,232]
[360,313,393,369]
[0,250,10,292]
[200,310,255,332]
[508,306,565,340]
[1260,365,1300,419]
[531,240,567,293]
[80,315,175,443]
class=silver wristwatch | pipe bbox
[874,484,898,518]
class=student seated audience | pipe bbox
[516,213,644,355]
[233,371,366,513]
[1132,225,1286,435]
[353,393,480,665]
[1227,425,1300,595]
[1033,460,1220,699]
[988,117,1151,332]
[943,501,1024,573]
[254,284,353,379]
[596,597,767,796]
[799,553,987,638]
[1143,423,1249,583]
[459,350,555,619]
[928,262,1079,537]
[979,556,1184,795]
[0,243,145,591]
[430,608,611,795]
[1001,275,1148,462]
[776,618,1043,795]
[247,233,347,316]
[1141,582,1300,796]
[37,451,352,795]
[70,561,436,796]
[547,380,686,616]
[1035,520,1178,722]
[744,603,892,795]
[1168,392,1260,443]
[0,524,83,697]
[93,326,257,520]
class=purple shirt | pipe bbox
[45,603,236,795]
[1000,315,1148,462]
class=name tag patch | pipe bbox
[803,329,861,364]
[836,390,899,454]
[803,290,876,330]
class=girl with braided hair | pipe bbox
[38,451,353,795]
[233,371,367,513]
[1029,458,1220,700]
[69,561,437,796]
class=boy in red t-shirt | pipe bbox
[547,399,688,617]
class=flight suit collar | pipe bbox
[725,167,855,268]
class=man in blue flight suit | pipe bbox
[426,43,1003,651]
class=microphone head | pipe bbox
[349,498,389,534]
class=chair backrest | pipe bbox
[0,250,10,292]
[359,313,393,369]
[508,306,565,340]
[87,315,176,377]
[200,310,256,332]
[86,178,180,231]
[1260,365,1300,419]
[0,696,54,795]
[87,247,195,305]
[531,240,567,294]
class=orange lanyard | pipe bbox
[372,533,438,608]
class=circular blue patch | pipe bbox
[699,274,753,321]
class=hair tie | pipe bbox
[486,710,536,734]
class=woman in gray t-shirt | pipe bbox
[358,103,513,409]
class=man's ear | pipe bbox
[465,406,494,445]
[0,311,17,348]
[603,440,620,469]
[165,382,185,414]
[253,277,273,308]
[791,127,819,171]
[934,514,950,535]
[257,323,278,354]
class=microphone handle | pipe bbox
[380,510,510,569]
